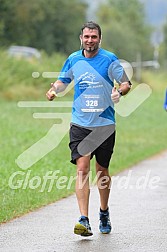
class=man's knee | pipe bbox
[96,162,109,176]
[76,157,90,176]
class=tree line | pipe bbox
[96,0,153,62]
[0,0,166,63]
[97,0,167,64]
[0,0,87,54]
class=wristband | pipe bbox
[117,89,123,96]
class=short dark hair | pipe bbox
[81,21,102,39]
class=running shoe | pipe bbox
[74,216,93,236]
[99,210,112,234]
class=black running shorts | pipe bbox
[69,124,116,168]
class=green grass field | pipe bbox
[0,51,167,223]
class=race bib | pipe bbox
[81,94,104,112]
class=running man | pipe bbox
[46,21,132,236]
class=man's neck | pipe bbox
[83,49,99,58]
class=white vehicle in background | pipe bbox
[8,46,41,60]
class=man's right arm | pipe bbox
[46,80,68,101]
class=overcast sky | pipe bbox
[140,0,167,27]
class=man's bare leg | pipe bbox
[96,162,112,234]
[96,162,111,211]
[74,156,93,236]
[75,156,91,217]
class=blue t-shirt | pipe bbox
[58,48,124,127]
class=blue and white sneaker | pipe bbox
[99,210,112,234]
[74,216,93,236]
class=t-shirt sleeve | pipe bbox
[58,58,74,84]
[108,55,130,84]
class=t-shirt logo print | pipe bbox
[79,72,99,86]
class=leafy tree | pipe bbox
[0,0,87,54]
[96,0,153,62]
[162,22,167,59]
[164,22,167,42]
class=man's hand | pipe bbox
[111,87,120,104]
[46,83,57,101]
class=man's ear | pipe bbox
[99,35,102,44]
[79,35,83,49]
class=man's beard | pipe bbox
[84,44,99,53]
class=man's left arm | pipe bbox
[111,71,132,103]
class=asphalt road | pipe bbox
[0,150,167,252]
